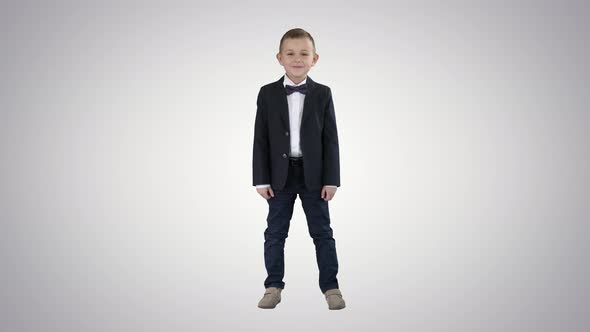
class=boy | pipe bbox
[252,28,345,310]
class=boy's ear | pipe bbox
[276,52,282,64]
[312,53,319,66]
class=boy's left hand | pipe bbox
[321,186,337,201]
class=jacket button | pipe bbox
[282,153,287,158]
[285,131,289,136]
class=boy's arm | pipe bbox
[322,87,340,187]
[253,87,271,186]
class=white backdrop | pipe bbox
[1,1,589,331]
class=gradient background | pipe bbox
[1,1,589,331]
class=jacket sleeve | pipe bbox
[322,87,341,187]
[252,87,271,186]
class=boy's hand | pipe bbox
[256,187,275,200]
[321,186,337,201]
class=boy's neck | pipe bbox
[285,73,307,85]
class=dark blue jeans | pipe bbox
[263,157,340,294]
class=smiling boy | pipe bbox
[252,28,345,310]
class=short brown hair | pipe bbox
[279,28,316,53]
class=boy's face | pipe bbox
[276,37,319,83]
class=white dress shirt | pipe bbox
[256,74,337,189]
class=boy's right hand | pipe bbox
[256,187,275,200]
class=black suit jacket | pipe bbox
[252,75,340,191]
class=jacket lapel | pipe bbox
[301,76,316,126]
[273,76,290,129]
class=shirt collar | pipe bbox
[283,74,307,87]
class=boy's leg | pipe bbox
[263,172,298,290]
[299,189,340,294]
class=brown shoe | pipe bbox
[324,288,346,310]
[258,287,282,309]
